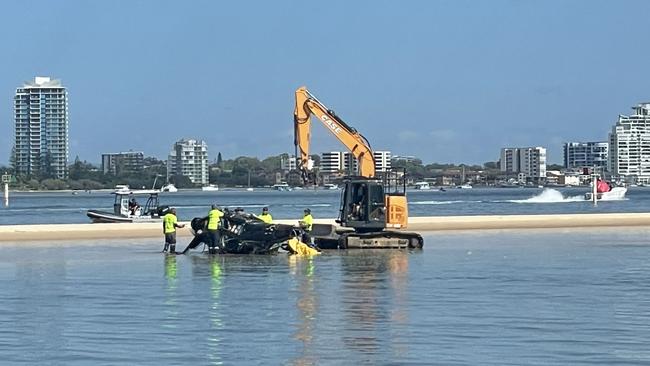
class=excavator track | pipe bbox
[338,231,423,250]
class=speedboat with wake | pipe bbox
[584,179,627,201]
[86,187,170,223]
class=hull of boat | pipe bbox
[86,210,161,223]
[584,187,627,201]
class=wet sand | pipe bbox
[1,213,650,242]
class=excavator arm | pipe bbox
[294,86,376,182]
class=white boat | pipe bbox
[115,184,130,192]
[414,182,431,190]
[272,183,292,191]
[86,188,169,223]
[202,184,219,191]
[161,183,178,193]
[584,186,627,201]
[458,183,473,189]
[323,183,339,190]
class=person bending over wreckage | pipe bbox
[181,207,320,255]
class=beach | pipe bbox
[2,213,650,242]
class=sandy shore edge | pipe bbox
[1,213,650,242]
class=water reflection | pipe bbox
[289,255,318,366]
[209,256,224,365]
[13,248,67,362]
[163,254,178,335]
[189,255,225,365]
[339,250,411,360]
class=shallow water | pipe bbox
[1,187,650,225]
[1,229,650,364]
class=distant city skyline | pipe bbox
[2,1,650,166]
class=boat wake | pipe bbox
[507,188,584,203]
[410,200,479,205]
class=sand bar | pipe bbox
[1,213,650,242]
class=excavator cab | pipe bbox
[337,171,409,232]
[338,177,386,232]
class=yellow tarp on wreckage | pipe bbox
[286,238,320,256]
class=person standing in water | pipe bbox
[163,208,185,253]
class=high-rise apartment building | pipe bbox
[563,142,608,170]
[373,151,392,172]
[320,150,391,174]
[500,147,547,179]
[500,148,520,172]
[280,154,312,172]
[13,77,69,179]
[341,152,359,174]
[392,155,420,164]
[166,139,208,185]
[280,155,297,171]
[320,152,343,174]
[519,147,547,179]
[101,151,145,175]
[609,103,650,183]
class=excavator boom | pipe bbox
[294,86,375,180]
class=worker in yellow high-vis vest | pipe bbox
[258,207,273,224]
[299,208,314,246]
[163,208,185,253]
[207,204,224,254]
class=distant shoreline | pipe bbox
[1,213,650,242]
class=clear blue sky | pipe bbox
[1,0,649,166]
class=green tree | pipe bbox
[9,146,16,171]
[26,179,40,190]
[39,151,55,180]
[483,161,499,170]
[261,155,282,172]
[217,152,223,168]
[169,174,194,188]
[41,179,68,190]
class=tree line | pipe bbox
[0,154,562,190]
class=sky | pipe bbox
[1,0,649,166]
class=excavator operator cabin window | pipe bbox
[368,184,385,222]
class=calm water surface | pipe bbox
[1,229,650,364]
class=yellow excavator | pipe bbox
[294,86,423,249]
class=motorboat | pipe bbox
[87,188,170,223]
[414,182,431,190]
[161,183,178,193]
[323,183,339,190]
[272,183,292,191]
[458,183,473,189]
[115,184,130,192]
[584,186,627,201]
[202,184,219,192]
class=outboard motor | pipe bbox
[157,205,172,217]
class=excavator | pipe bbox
[294,86,423,249]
